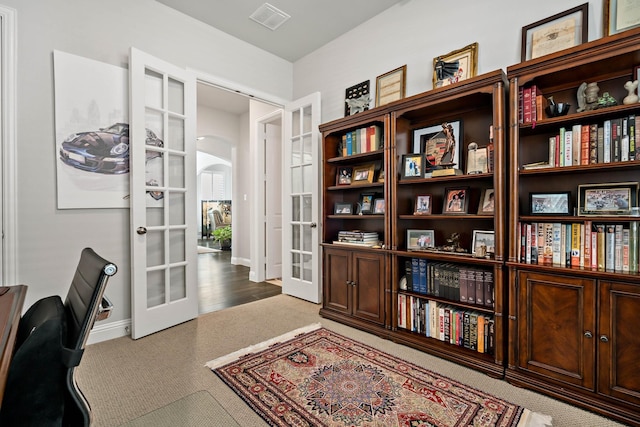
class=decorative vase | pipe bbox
[623,80,639,105]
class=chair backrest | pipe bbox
[63,248,117,427]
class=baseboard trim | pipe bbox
[87,318,131,345]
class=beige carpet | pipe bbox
[77,294,628,427]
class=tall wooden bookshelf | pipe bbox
[319,70,508,377]
[506,27,640,426]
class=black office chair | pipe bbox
[0,247,117,427]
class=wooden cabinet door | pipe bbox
[598,281,640,406]
[517,271,596,389]
[352,251,385,325]
[323,247,351,315]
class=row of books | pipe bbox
[340,125,383,156]
[518,84,545,124]
[401,259,494,308]
[525,115,639,169]
[518,221,640,272]
[397,296,494,354]
[333,230,380,247]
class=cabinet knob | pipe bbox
[584,331,593,338]
[600,335,609,343]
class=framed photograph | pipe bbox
[604,0,640,36]
[334,202,353,215]
[433,42,478,88]
[529,191,571,215]
[414,195,433,215]
[373,198,386,214]
[376,65,406,107]
[401,154,424,180]
[352,163,375,184]
[377,169,385,183]
[442,187,469,214]
[344,80,370,116]
[413,121,462,172]
[478,189,496,215]
[472,230,495,256]
[521,3,588,61]
[407,229,435,251]
[467,145,488,174]
[578,182,638,216]
[336,166,353,185]
[359,193,376,215]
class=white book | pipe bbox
[572,124,581,165]
[564,130,573,166]
[603,120,612,163]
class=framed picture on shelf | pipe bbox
[578,182,638,216]
[407,229,435,251]
[413,121,462,172]
[336,167,353,185]
[529,191,571,215]
[352,163,375,184]
[433,42,478,88]
[472,230,495,256]
[377,169,385,183]
[375,65,406,107]
[604,0,640,36]
[334,202,353,215]
[477,189,495,215]
[414,194,432,215]
[400,154,424,180]
[442,187,469,214]
[344,80,370,116]
[521,3,588,61]
[373,198,386,214]
[359,192,376,215]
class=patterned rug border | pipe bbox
[206,324,552,427]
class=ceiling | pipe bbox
[155,0,403,63]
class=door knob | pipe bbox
[136,227,147,235]
[310,223,317,228]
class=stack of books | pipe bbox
[334,230,379,247]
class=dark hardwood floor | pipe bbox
[197,240,281,314]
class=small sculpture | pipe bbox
[623,80,639,105]
[597,92,618,109]
[576,83,587,112]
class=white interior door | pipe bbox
[282,93,321,303]
[129,48,198,339]
[265,121,282,280]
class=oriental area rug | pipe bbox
[206,324,551,427]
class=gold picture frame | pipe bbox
[432,43,478,88]
[521,3,588,61]
[352,163,376,184]
[376,65,406,107]
[604,0,640,36]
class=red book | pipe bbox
[523,87,532,123]
[581,124,590,165]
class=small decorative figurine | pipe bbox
[623,80,639,105]
[597,92,618,109]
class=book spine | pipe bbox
[419,258,427,294]
[459,267,468,303]
[571,223,581,267]
[597,224,606,271]
[589,123,598,163]
[560,223,567,267]
[564,130,573,167]
[583,220,592,269]
[606,225,616,271]
[411,258,419,292]
[537,222,545,265]
[621,117,629,162]
[615,224,623,271]
[475,270,484,306]
[629,114,636,161]
[484,270,494,308]
[572,124,581,165]
[630,221,639,273]
[580,124,590,165]
[623,227,630,272]
[591,225,598,270]
[552,222,562,265]
[603,120,611,163]
[523,87,532,123]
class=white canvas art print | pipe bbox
[54,50,129,208]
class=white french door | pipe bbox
[282,93,321,303]
[129,48,198,339]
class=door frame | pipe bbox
[0,5,17,286]
[251,109,283,283]
[189,69,287,281]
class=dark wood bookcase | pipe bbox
[506,27,640,426]
[319,70,508,378]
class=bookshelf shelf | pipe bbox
[506,27,640,426]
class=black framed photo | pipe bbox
[529,191,571,215]
[336,167,353,185]
[407,229,435,251]
[413,121,462,172]
[521,3,588,61]
[401,154,424,180]
[373,198,385,214]
[578,182,638,216]
[414,194,432,215]
[443,187,469,214]
[359,193,376,215]
[344,80,370,116]
[334,202,353,215]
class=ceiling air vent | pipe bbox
[249,3,291,31]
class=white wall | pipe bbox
[293,0,605,122]
[5,0,292,329]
